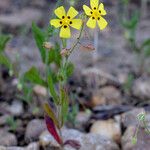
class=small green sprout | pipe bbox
[131,136,137,145]
[132,112,150,144]
[6,116,17,132]
[137,112,146,122]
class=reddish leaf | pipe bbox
[43,103,60,128]
[64,139,81,149]
[45,115,63,145]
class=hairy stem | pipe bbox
[93,27,99,62]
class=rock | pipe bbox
[132,77,150,99]
[2,142,39,150]
[26,142,39,150]
[0,146,6,150]
[6,147,24,150]
[75,111,91,131]
[122,126,150,150]
[0,130,17,146]
[30,0,46,8]
[117,73,129,84]
[0,115,10,125]
[25,119,46,141]
[6,100,24,116]
[121,108,145,128]
[82,68,120,88]
[90,119,121,144]
[91,86,122,107]
[33,85,47,97]
[0,8,42,27]
[91,93,106,106]
[91,105,132,120]
[0,0,10,11]
[39,129,119,150]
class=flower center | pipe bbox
[91,9,101,20]
[60,16,72,27]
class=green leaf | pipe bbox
[123,73,134,93]
[60,88,69,127]
[43,103,60,128]
[0,53,11,69]
[121,11,139,29]
[141,38,150,48]
[32,22,46,63]
[141,38,150,57]
[48,75,59,103]
[24,67,46,86]
[48,43,62,66]
[144,46,150,57]
[0,34,11,52]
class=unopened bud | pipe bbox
[80,43,95,51]
[60,48,70,57]
[17,83,23,91]
[43,42,53,49]
[9,70,13,76]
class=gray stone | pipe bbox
[90,119,121,144]
[91,86,122,107]
[122,126,150,150]
[0,146,6,150]
[0,8,42,27]
[0,0,10,10]
[25,119,46,141]
[2,142,39,150]
[26,142,39,150]
[121,108,145,128]
[132,77,150,99]
[0,115,10,125]
[0,130,17,146]
[39,128,119,150]
[7,100,24,116]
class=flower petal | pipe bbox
[97,17,108,30]
[60,26,71,38]
[83,5,92,16]
[98,3,107,15]
[70,19,82,30]
[54,6,66,19]
[90,0,99,9]
[67,7,78,19]
[50,19,62,28]
[86,17,96,29]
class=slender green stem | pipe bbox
[61,38,67,49]
[143,120,150,134]
[55,23,85,139]
[93,27,99,61]
[45,50,50,100]
[69,23,85,55]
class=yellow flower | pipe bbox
[83,0,108,30]
[50,6,82,38]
